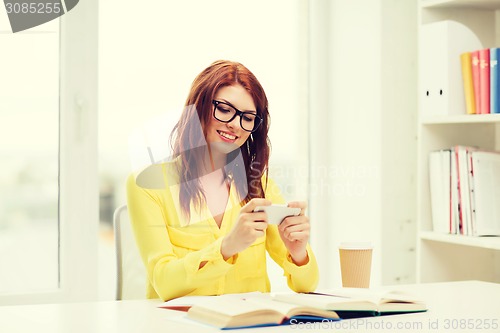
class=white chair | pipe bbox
[113,204,147,300]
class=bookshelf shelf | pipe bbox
[419,231,500,250]
[417,0,500,283]
[421,113,500,125]
[422,0,500,10]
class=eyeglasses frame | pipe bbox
[212,100,263,133]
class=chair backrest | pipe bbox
[113,204,147,300]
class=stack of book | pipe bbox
[461,48,500,115]
[429,146,500,236]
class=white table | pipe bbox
[0,281,499,333]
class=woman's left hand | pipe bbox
[278,201,310,266]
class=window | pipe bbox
[0,1,98,304]
[0,14,59,295]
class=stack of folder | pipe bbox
[429,146,500,236]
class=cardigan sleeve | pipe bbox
[126,174,236,301]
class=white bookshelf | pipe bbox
[417,0,500,283]
[422,113,500,124]
[422,0,500,10]
[419,231,500,250]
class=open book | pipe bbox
[185,295,339,329]
[162,289,426,329]
[274,288,427,317]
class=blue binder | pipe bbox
[490,48,500,114]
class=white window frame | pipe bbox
[0,0,98,305]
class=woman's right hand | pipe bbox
[220,198,272,260]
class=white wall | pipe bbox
[309,0,417,289]
[329,0,383,287]
[380,0,418,285]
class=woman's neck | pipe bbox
[200,145,227,175]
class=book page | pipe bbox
[191,297,283,317]
[246,297,309,315]
[186,297,286,329]
[246,297,340,320]
[313,288,422,304]
[273,292,377,311]
[159,291,266,310]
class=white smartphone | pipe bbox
[253,204,301,225]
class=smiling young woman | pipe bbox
[126,60,318,301]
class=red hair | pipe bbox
[170,60,271,218]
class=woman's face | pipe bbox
[205,84,255,152]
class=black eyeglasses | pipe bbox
[212,100,263,133]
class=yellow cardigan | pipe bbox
[126,161,319,301]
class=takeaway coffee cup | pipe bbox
[339,242,373,288]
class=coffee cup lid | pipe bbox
[339,242,373,250]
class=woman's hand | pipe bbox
[278,201,310,266]
[220,198,272,260]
